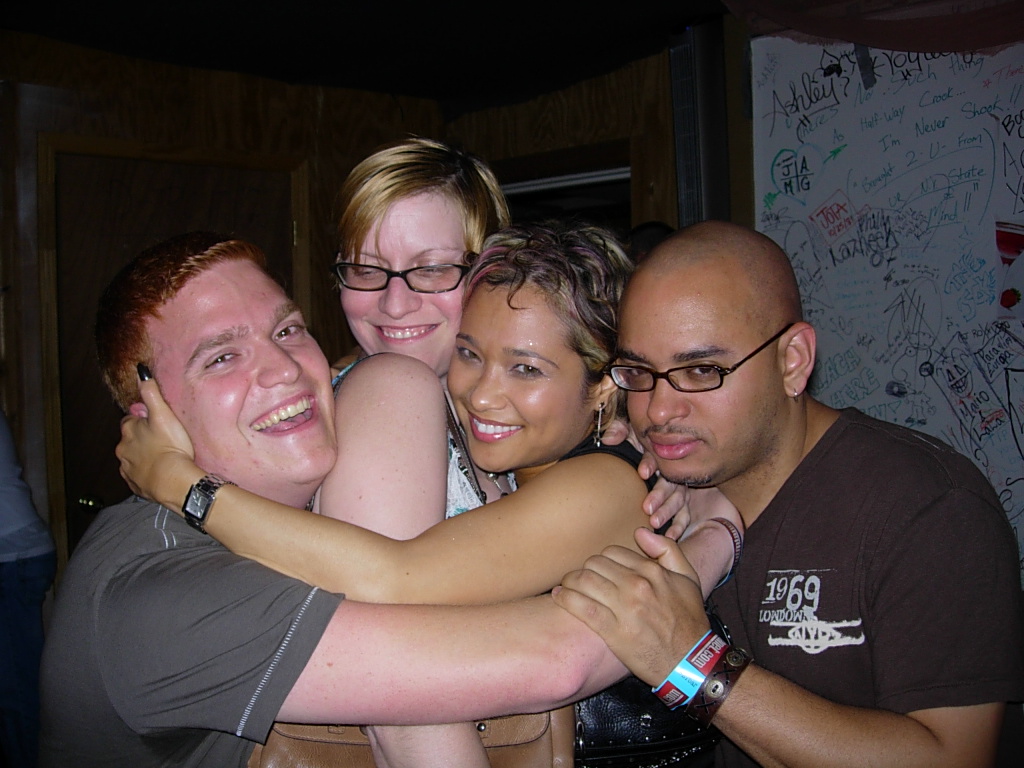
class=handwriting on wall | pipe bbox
[752,38,1024,583]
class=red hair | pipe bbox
[95,232,269,411]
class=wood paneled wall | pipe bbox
[448,51,679,227]
[0,30,443,366]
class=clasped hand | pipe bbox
[117,378,199,507]
[553,528,712,687]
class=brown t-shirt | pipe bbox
[709,409,1023,767]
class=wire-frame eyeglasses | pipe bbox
[607,323,795,393]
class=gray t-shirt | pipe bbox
[40,496,343,768]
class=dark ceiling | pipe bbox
[0,1,728,117]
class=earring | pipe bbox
[594,403,605,447]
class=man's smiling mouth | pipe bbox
[251,397,312,431]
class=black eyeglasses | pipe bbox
[331,259,472,294]
[607,323,795,393]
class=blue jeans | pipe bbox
[0,552,55,768]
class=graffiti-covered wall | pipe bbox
[752,37,1024,582]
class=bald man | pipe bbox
[556,221,1024,767]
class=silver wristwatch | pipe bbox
[182,474,233,534]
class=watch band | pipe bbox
[685,644,751,727]
[182,474,233,534]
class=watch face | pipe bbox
[185,487,210,519]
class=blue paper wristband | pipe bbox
[652,630,726,710]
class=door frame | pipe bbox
[36,133,311,579]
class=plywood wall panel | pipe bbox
[449,52,678,227]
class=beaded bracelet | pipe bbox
[685,644,751,727]
[710,517,744,588]
[651,630,729,710]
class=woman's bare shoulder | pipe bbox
[337,353,444,397]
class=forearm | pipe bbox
[202,486,557,605]
[713,664,1002,768]
[201,485,415,597]
[676,519,739,598]
[132,452,205,513]
[129,457,430,598]
[283,596,628,724]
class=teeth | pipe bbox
[381,326,431,340]
[252,397,311,431]
[473,418,520,437]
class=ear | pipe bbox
[781,323,816,397]
[591,373,619,410]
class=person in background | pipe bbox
[626,220,674,263]
[555,220,1024,768]
[0,407,55,768]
